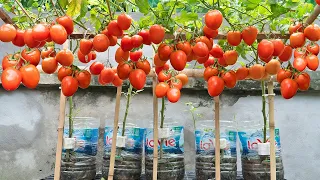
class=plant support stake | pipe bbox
[65,96,73,161]
[267,81,276,180]
[214,96,221,180]
[108,86,122,180]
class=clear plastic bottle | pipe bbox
[144,119,185,180]
[195,119,237,180]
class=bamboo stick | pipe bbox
[214,96,221,180]
[0,8,18,28]
[267,81,276,180]
[304,5,320,26]
[152,76,159,180]
[108,86,122,180]
[53,90,66,180]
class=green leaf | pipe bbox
[88,0,99,5]
[135,0,149,15]
[79,0,88,18]
[242,0,261,10]
[67,0,82,17]
[59,0,68,9]
[175,10,198,24]
[270,4,289,18]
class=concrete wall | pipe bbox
[1,86,320,180]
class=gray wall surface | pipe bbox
[0,86,320,180]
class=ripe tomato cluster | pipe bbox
[1,9,319,100]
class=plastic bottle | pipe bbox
[195,119,237,180]
[144,120,185,180]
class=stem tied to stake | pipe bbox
[66,96,73,161]
[122,84,133,137]
[261,81,267,143]
[159,97,165,159]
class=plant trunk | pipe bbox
[159,97,165,159]
[261,81,267,143]
[66,96,73,161]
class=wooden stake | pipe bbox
[108,86,122,180]
[267,81,276,180]
[53,90,66,180]
[152,76,159,180]
[305,5,320,26]
[214,96,221,180]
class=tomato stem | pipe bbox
[66,96,74,162]
[121,84,133,137]
[261,81,267,143]
[159,97,165,159]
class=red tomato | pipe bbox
[294,73,310,91]
[107,20,123,37]
[50,24,67,44]
[197,54,209,64]
[293,57,307,71]
[316,0,320,5]
[56,16,74,35]
[56,49,74,66]
[304,25,319,41]
[294,47,307,58]
[210,44,224,58]
[130,50,143,62]
[203,26,218,39]
[76,70,91,89]
[80,39,93,55]
[222,71,237,88]
[12,29,25,47]
[0,24,16,42]
[167,87,181,103]
[58,67,73,82]
[42,57,58,74]
[204,66,218,81]
[271,39,284,56]
[112,73,123,87]
[205,10,223,30]
[2,54,22,70]
[170,50,187,71]
[107,35,117,46]
[241,26,258,46]
[41,46,56,59]
[236,67,249,80]
[136,59,151,75]
[121,35,133,52]
[158,70,172,82]
[290,32,305,48]
[155,63,169,74]
[258,40,274,61]
[281,78,298,99]
[204,56,215,68]
[117,13,132,30]
[277,69,292,83]
[196,36,213,50]
[61,76,79,97]
[20,64,40,89]
[32,24,50,41]
[117,63,132,80]
[218,57,227,67]
[265,59,281,75]
[223,50,238,65]
[289,22,303,34]
[131,35,143,48]
[227,31,242,46]
[100,68,115,83]
[93,34,110,52]
[177,41,192,56]
[1,67,22,91]
[21,48,41,66]
[89,62,104,75]
[129,69,146,90]
[24,29,43,48]
[149,24,165,44]
[158,43,173,61]
[279,46,293,62]
[115,47,129,63]
[154,53,166,67]
[306,54,319,71]
[193,42,209,57]
[170,79,183,90]
[155,82,169,98]
[138,30,152,45]
[175,74,188,86]
[207,76,224,97]
[307,43,319,56]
